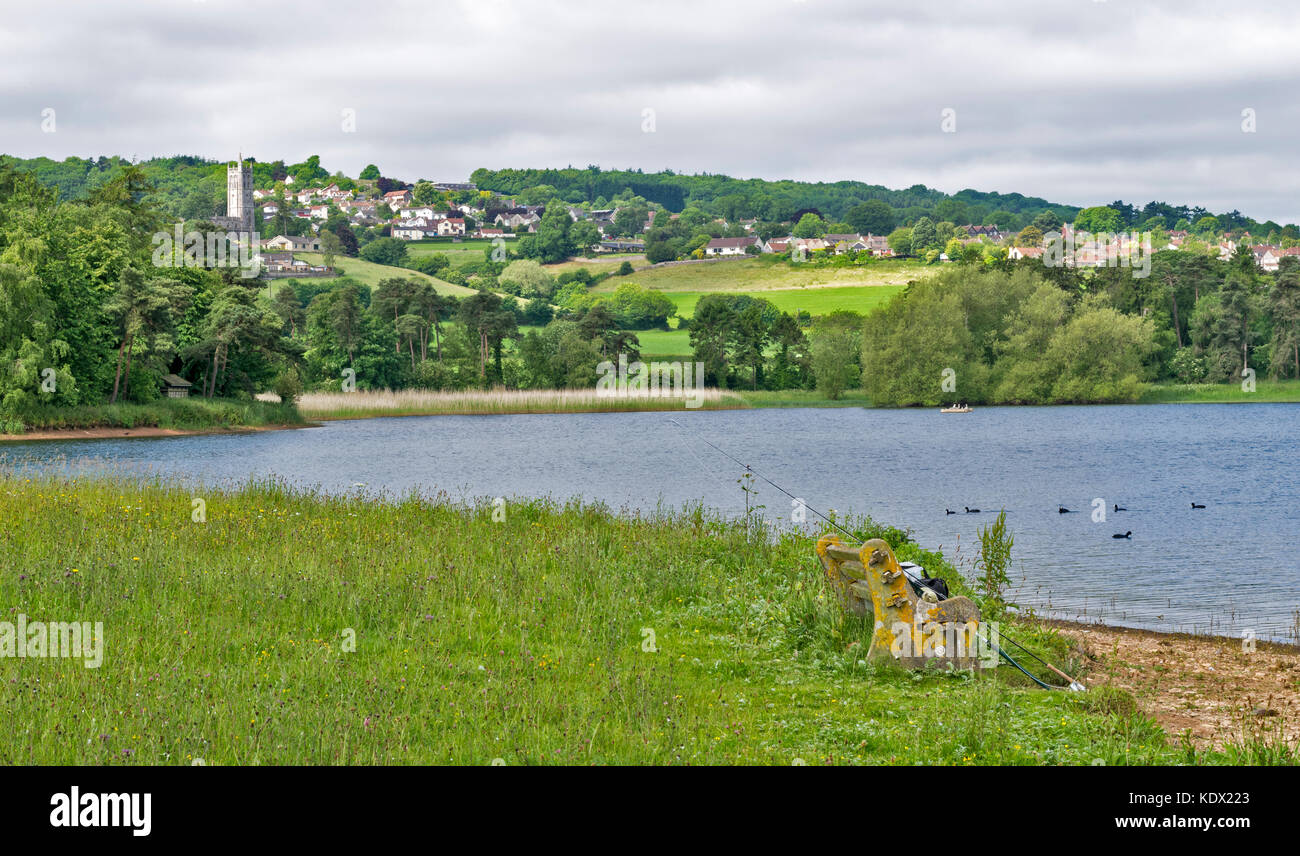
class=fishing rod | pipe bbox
[668,418,1085,691]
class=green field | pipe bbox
[665,285,904,320]
[405,238,516,269]
[297,253,475,297]
[586,257,926,294]
[6,473,1277,765]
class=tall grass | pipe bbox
[1139,379,1300,404]
[2,398,303,435]
[1,473,1285,764]
[297,387,747,419]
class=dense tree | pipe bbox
[845,200,896,235]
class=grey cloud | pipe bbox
[3,0,1298,222]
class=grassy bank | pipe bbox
[0,398,303,437]
[737,390,872,408]
[5,473,1279,765]
[296,388,747,419]
[295,252,475,297]
[1138,379,1300,404]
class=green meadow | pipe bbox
[295,253,475,297]
[0,474,1287,765]
[405,238,515,269]
[584,257,926,293]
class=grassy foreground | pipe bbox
[0,398,303,437]
[1,473,1286,765]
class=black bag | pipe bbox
[911,576,950,600]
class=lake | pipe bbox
[4,403,1298,641]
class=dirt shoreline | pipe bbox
[0,423,311,442]
[1046,618,1300,750]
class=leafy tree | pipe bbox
[1072,206,1123,234]
[792,213,827,239]
[1015,225,1043,247]
[498,259,556,299]
[517,200,576,263]
[688,294,735,386]
[272,284,304,338]
[360,236,409,266]
[1268,263,1300,378]
[811,325,860,400]
[845,200,895,235]
[104,267,192,403]
[887,227,913,256]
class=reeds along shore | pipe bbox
[294,387,748,419]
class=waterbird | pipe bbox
[1058,507,1071,514]
[1191,502,1206,509]
[964,506,980,513]
[945,509,956,515]
[1114,504,1126,512]
[1112,531,1132,539]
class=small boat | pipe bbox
[940,404,972,413]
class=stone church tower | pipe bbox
[225,155,254,234]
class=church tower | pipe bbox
[226,155,254,234]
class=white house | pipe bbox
[263,234,321,252]
[704,236,762,256]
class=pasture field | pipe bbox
[296,253,475,297]
[5,474,1273,765]
[585,257,926,294]
[664,284,904,321]
[405,238,515,268]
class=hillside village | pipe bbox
[248,170,1299,276]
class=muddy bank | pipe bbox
[1049,619,1300,750]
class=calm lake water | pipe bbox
[4,404,1298,641]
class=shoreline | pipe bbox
[1044,618,1300,750]
[0,422,312,443]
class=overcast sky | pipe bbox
[4,0,1299,222]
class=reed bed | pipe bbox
[297,387,748,419]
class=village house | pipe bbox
[1252,245,1281,272]
[963,224,1004,241]
[865,235,892,256]
[392,224,430,241]
[1008,246,1044,261]
[495,211,540,231]
[704,236,763,256]
[398,206,442,221]
[436,217,466,237]
[383,189,413,209]
[263,234,321,253]
[307,204,330,220]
